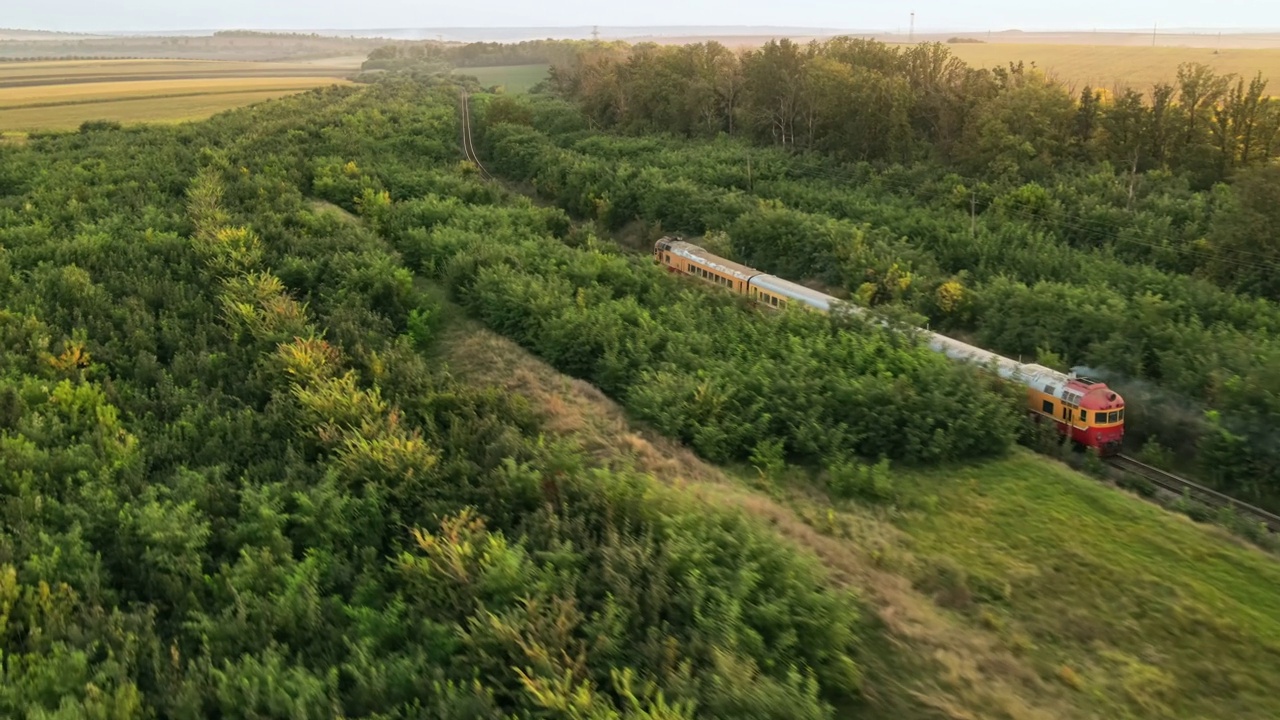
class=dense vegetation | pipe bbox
[452,40,1280,511]
[0,81,889,717]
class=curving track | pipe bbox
[458,88,492,181]
[1106,454,1280,532]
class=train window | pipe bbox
[1042,400,1054,414]
[1119,409,1125,421]
[1079,410,1088,422]
[1109,411,1119,423]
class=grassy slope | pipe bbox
[942,42,1280,92]
[413,250,1280,720]
[463,64,550,93]
[896,456,1280,718]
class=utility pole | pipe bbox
[909,12,915,43]
[1151,22,1157,47]
[592,25,600,42]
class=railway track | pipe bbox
[454,88,1277,539]
[1106,453,1280,532]
[458,88,493,181]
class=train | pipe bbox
[654,236,1126,455]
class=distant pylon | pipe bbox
[909,12,915,43]
[592,25,600,41]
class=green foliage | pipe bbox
[479,90,1280,512]
[826,456,895,503]
[0,79,870,718]
[750,437,787,479]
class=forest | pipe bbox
[447,38,1280,511]
[0,76,923,718]
[3,36,1280,717]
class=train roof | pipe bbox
[657,239,1115,405]
[750,274,837,311]
[924,332,1084,397]
[666,241,760,283]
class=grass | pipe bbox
[939,42,1280,93]
[0,90,326,131]
[428,293,1280,719]
[0,59,352,131]
[460,64,550,94]
[893,453,1280,718]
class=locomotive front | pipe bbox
[1076,380,1125,455]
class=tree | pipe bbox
[1206,162,1280,299]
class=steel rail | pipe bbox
[1106,453,1280,532]
[459,88,492,181]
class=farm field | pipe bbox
[0,58,355,130]
[938,42,1280,92]
[461,63,549,93]
[0,58,361,87]
[0,89,338,131]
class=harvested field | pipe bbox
[0,77,346,108]
[0,58,358,88]
[0,89,326,131]
[937,42,1280,93]
[0,58,353,131]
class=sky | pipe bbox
[7,0,1280,34]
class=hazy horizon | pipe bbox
[7,0,1280,35]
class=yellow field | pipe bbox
[0,77,345,107]
[0,58,360,83]
[939,42,1280,92]
[0,89,337,132]
[0,59,354,131]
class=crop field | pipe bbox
[0,59,354,131]
[461,64,550,93]
[939,42,1280,92]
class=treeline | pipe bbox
[363,39,608,73]
[0,80,881,717]
[468,92,1280,511]
[547,37,1280,188]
